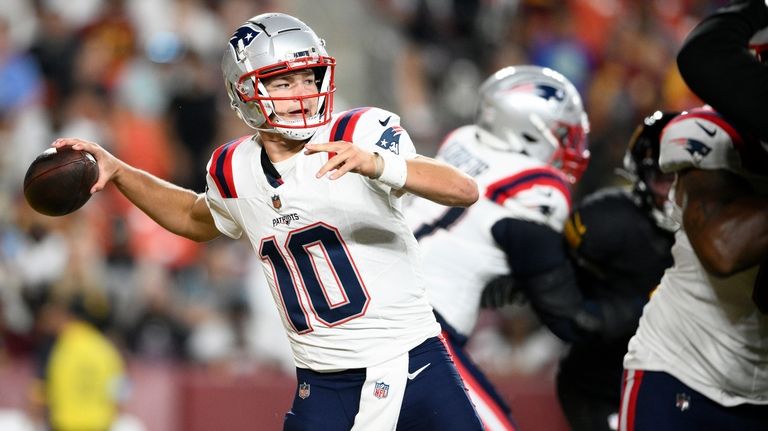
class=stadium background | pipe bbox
[0,0,724,429]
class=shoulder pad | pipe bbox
[659,108,745,173]
[329,107,413,157]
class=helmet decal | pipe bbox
[229,24,261,62]
[505,83,565,102]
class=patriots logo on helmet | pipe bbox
[229,24,261,62]
[506,83,565,102]
[375,126,403,154]
[671,137,712,160]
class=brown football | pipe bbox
[23,147,99,216]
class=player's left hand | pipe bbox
[305,141,378,180]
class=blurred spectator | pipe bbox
[125,263,189,361]
[373,0,517,147]
[28,289,128,431]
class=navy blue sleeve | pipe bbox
[490,218,603,342]
[490,217,567,276]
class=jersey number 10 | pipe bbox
[259,222,371,332]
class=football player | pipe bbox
[479,111,678,431]
[52,12,484,431]
[405,65,590,431]
[620,108,768,430]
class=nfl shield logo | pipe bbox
[298,382,310,399]
[675,393,690,411]
[373,381,389,399]
[271,194,282,209]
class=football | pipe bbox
[23,147,99,216]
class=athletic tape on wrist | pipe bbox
[371,152,384,179]
[374,150,407,190]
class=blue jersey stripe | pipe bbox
[487,171,567,203]
[414,207,467,240]
[332,108,367,141]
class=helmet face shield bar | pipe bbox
[236,56,336,130]
[554,121,590,183]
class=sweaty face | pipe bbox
[263,69,320,122]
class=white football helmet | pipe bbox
[475,65,590,183]
[221,13,336,140]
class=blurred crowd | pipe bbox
[0,0,725,393]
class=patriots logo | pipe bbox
[229,24,261,62]
[375,126,403,154]
[671,138,712,160]
[506,83,564,101]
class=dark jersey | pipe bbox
[559,187,674,398]
[677,0,768,142]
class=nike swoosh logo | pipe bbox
[379,116,391,127]
[696,121,716,137]
[407,363,431,380]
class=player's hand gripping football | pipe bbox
[304,141,379,180]
[52,138,120,194]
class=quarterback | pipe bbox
[53,12,483,431]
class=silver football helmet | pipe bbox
[475,65,590,183]
[221,13,336,140]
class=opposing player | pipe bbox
[543,112,680,431]
[53,13,483,431]
[405,65,590,431]
[620,107,768,430]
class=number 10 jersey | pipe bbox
[204,107,440,371]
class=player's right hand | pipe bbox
[51,138,121,194]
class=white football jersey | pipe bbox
[405,125,572,336]
[624,108,768,406]
[205,107,440,371]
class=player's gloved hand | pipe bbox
[480,275,524,308]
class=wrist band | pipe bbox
[373,150,408,190]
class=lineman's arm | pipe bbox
[677,167,768,276]
[53,138,221,242]
[677,0,768,140]
[484,217,650,342]
[484,218,602,342]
